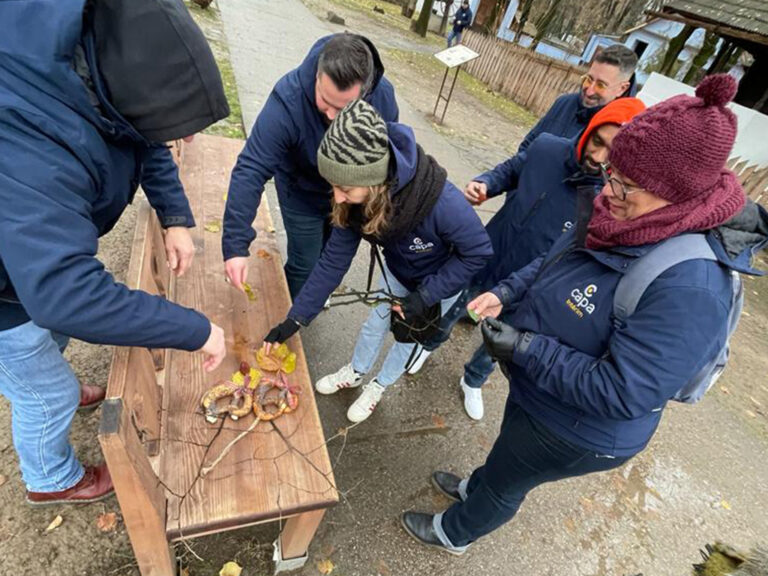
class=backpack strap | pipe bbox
[613,234,717,326]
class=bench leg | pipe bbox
[280,509,326,560]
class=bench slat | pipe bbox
[159,135,338,539]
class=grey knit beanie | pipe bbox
[318,100,390,187]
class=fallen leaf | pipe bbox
[45,515,63,532]
[431,413,446,428]
[204,220,221,233]
[96,512,118,533]
[719,386,730,395]
[316,559,334,575]
[242,282,257,302]
[256,249,272,260]
[0,474,6,487]
[219,561,242,576]
[376,559,391,575]
[721,500,732,510]
[181,568,190,576]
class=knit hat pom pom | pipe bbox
[695,74,737,107]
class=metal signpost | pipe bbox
[432,44,480,124]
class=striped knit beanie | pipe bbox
[318,100,390,187]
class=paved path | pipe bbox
[216,2,768,575]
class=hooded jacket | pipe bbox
[472,133,601,291]
[222,34,400,261]
[517,74,637,153]
[453,6,473,32]
[489,203,768,457]
[288,123,492,326]
[0,0,228,347]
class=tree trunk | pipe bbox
[411,0,437,37]
[659,24,695,76]
[683,30,719,85]
[530,0,561,51]
[513,0,533,43]
[439,0,454,35]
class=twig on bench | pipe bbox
[200,416,262,477]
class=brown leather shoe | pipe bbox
[77,384,106,411]
[26,464,114,507]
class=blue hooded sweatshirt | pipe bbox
[517,74,637,153]
[473,133,601,290]
[222,35,400,261]
[0,0,211,349]
[289,123,493,326]
[490,204,768,457]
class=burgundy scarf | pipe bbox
[586,170,746,249]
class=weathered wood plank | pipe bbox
[160,135,338,540]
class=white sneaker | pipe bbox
[315,363,362,395]
[406,348,431,375]
[347,380,386,423]
[460,377,484,421]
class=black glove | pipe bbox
[481,317,522,363]
[400,291,427,320]
[264,318,300,344]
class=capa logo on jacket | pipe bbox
[409,237,435,253]
[566,283,598,317]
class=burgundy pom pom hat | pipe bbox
[587,74,747,249]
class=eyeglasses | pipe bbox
[581,74,616,94]
[600,164,641,201]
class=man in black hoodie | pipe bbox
[0,0,229,506]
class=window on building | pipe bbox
[634,40,649,59]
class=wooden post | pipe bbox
[280,509,326,560]
[99,399,176,576]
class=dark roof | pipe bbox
[662,0,768,39]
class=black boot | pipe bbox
[400,512,467,556]
[431,471,463,502]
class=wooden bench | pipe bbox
[98,135,338,576]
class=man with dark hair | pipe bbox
[447,1,473,48]
[223,34,399,297]
[0,0,229,506]
[516,44,638,152]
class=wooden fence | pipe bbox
[730,157,768,207]
[461,30,587,117]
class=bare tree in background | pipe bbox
[412,0,437,36]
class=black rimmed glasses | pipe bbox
[600,163,641,202]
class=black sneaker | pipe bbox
[431,471,463,502]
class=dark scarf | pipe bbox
[351,145,447,243]
[379,145,447,242]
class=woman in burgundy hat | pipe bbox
[400,74,768,555]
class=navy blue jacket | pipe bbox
[289,123,492,326]
[223,35,400,261]
[0,0,210,348]
[473,133,600,290]
[490,212,768,457]
[517,75,637,153]
[453,7,473,32]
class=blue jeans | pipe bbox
[0,321,85,492]
[352,262,460,387]
[447,29,463,47]
[436,400,631,549]
[463,343,495,388]
[280,205,332,298]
